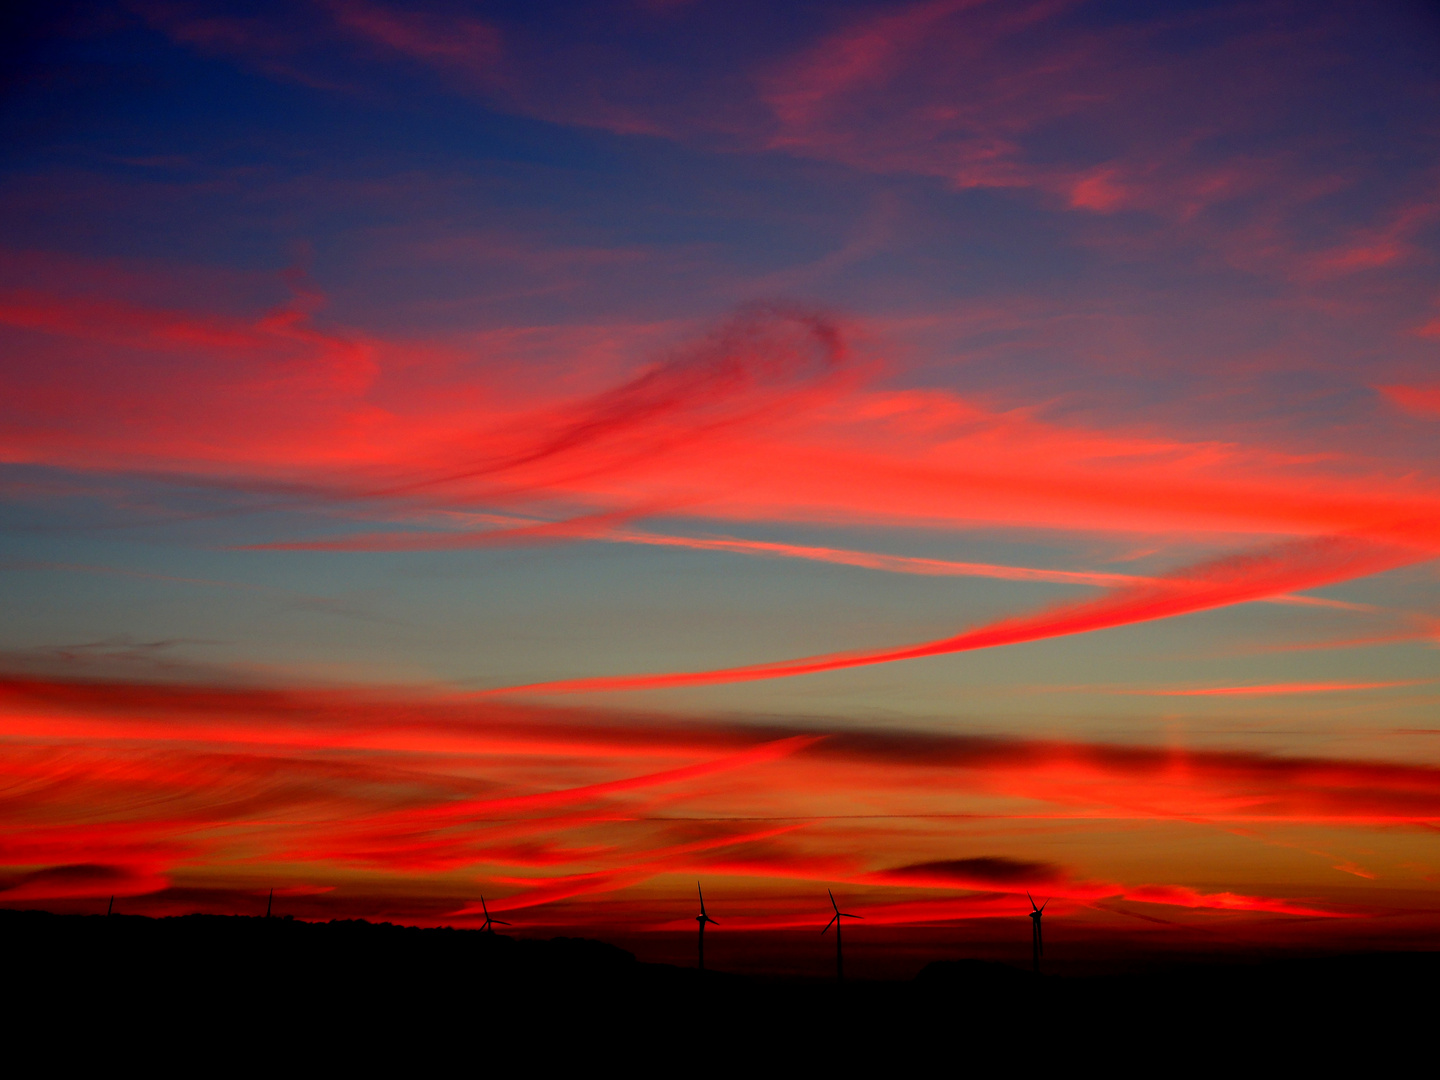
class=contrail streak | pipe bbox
[1122,679,1431,697]
[482,535,1431,695]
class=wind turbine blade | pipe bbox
[706,918,718,926]
[829,889,840,914]
[1040,898,1049,912]
[481,896,490,918]
[1027,891,1036,911]
[822,914,837,934]
[494,919,511,925]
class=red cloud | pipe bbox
[1379,385,1440,419]
[3,673,1439,936]
[5,259,1438,552]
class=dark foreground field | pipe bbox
[3,908,1433,1067]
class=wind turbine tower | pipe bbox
[480,896,511,934]
[821,890,862,982]
[695,883,718,971]
[1028,893,1048,975]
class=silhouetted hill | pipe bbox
[915,956,1035,988]
[4,908,1433,1067]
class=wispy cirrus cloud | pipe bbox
[11,271,1434,540]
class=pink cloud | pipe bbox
[323,0,502,73]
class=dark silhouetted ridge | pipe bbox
[3,908,1433,1067]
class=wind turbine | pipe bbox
[480,896,510,934]
[821,890,862,982]
[107,896,114,917]
[695,883,718,971]
[1028,893,1048,974]
[266,888,273,919]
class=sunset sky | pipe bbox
[3,0,1439,976]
